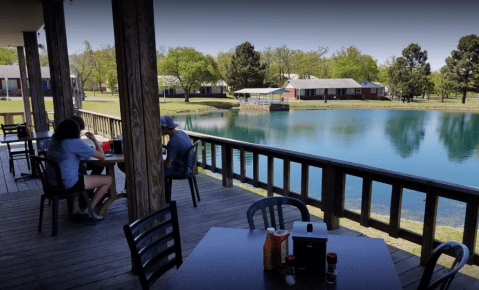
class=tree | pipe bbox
[388,44,430,102]
[445,34,479,104]
[91,45,116,95]
[225,42,266,92]
[293,47,329,79]
[260,46,276,86]
[216,50,233,80]
[69,40,95,94]
[0,48,17,65]
[331,46,378,82]
[158,47,220,102]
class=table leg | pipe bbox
[97,163,127,215]
[15,140,37,181]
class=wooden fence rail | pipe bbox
[76,110,479,267]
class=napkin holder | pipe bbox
[291,221,328,277]
[16,124,27,137]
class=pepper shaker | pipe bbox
[326,252,337,284]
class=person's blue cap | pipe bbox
[160,115,179,129]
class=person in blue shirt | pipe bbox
[46,118,113,220]
[161,115,193,201]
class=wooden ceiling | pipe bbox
[0,0,45,47]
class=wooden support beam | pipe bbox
[389,183,403,238]
[463,196,479,264]
[112,0,163,222]
[42,0,74,126]
[23,32,48,133]
[211,141,216,172]
[221,143,233,187]
[420,189,439,265]
[360,176,372,227]
[240,146,246,183]
[17,46,32,127]
[253,151,259,187]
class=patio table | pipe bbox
[165,227,402,290]
[81,153,125,215]
[0,130,54,181]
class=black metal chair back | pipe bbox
[417,241,469,290]
[38,138,50,157]
[31,156,95,236]
[246,196,311,230]
[1,123,30,176]
[123,201,182,290]
[165,140,201,207]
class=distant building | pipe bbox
[282,78,362,100]
[0,65,52,96]
[360,80,385,98]
[158,76,227,97]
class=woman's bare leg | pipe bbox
[84,175,113,209]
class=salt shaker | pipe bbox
[285,255,296,286]
[326,252,337,284]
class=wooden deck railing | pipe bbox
[77,109,122,139]
[0,111,25,125]
[78,110,479,267]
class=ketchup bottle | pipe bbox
[263,227,275,270]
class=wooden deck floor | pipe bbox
[0,143,478,289]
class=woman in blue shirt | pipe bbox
[47,119,113,220]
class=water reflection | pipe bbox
[384,111,428,158]
[438,113,479,162]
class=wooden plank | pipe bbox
[360,175,372,227]
[301,162,309,203]
[253,151,259,187]
[42,0,74,124]
[390,183,403,238]
[420,188,439,265]
[221,143,233,187]
[267,154,273,197]
[463,196,479,264]
[211,141,216,172]
[23,31,48,132]
[240,146,246,183]
[283,156,290,197]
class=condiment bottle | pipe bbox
[285,255,296,286]
[326,252,337,284]
[27,125,32,136]
[263,227,275,270]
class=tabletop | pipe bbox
[81,153,124,164]
[0,130,54,143]
[166,227,402,290]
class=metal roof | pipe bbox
[158,76,227,87]
[234,88,291,94]
[0,65,51,79]
[284,78,362,89]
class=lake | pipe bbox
[174,109,479,227]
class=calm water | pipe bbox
[174,109,479,227]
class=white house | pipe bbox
[282,78,362,99]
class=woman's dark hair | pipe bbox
[70,115,85,130]
[52,119,81,141]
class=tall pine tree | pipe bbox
[226,42,266,92]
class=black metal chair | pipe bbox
[123,201,182,290]
[417,241,469,290]
[246,196,311,230]
[31,156,95,236]
[165,140,201,207]
[1,123,30,177]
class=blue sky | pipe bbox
[38,0,479,71]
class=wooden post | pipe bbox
[322,165,345,230]
[23,32,48,133]
[420,189,439,265]
[267,155,274,197]
[77,74,83,109]
[17,46,32,127]
[283,156,290,196]
[112,0,164,222]
[300,162,309,203]
[389,183,403,238]
[221,143,233,187]
[42,0,74,126]
[360,176,372,227]
[211,141,216,172]
[253,151,259,187]
[463,196,479,264]
[240,146,246,183]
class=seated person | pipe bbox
[46,119,113,220]
[160,115,193,200]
